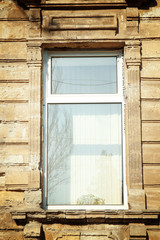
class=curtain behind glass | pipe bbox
[47,104,123,205]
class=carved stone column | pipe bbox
[124,41,145,209]
[27,43,42,170]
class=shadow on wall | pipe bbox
[126,0,157,8]
[16,0,41,9]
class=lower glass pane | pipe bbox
[47,104,123,205]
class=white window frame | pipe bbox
[43,50,128,210]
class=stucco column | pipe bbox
[124,40,145,210]
[27,43,42,170]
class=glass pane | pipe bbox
[51,57,117,94]
[47,104,123,205]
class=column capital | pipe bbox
[124,40,141,69]
[125,59,141,69]
[27,42,42,67]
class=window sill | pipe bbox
[11,208,160,224]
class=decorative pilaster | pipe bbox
[27,43,42,170]
[125,41,145,209]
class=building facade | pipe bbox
[0,0,160,239]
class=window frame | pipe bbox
[43,50,128,210]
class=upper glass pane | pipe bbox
[51,57,117,94]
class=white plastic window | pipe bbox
[43,51,127,210]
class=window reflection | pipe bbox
[51,57,117,94]
[47,104,123,205]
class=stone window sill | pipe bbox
[11,209,160,224]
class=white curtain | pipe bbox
[47,104,123,205]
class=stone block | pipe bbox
[45,230,80,240]
[0,213,12,229]
[124,41,141,60]
[7,8,28,20]
[0,191,24,207]
[46,211,66,221]
[64,237,80,240]
[6,170,29,186]
[47,15,117,31]
[127,20,138,28]
[29,21,41,38]
[42,9,116,19]
[127,7,139,18]
[0,232,24,240]
[141,81,160,99]
[86,211,105,219]
[0,21,28,39]
[141,61,160,78]
[81,230,110,236]
[146,190,160,210]
[42,29,116,40]
[128,189,145,210]
[29,171,40,189]
[5,170,40,189]
[0,144,29,165]
[81,237,107,240]
[0,83,29,100]
[0,122,28,143]
[130,223,146,237]
[29,9,41,21]
[0,0,28,20]
[24,222,41,238]
[144,166,160,185]
[141,100,160,120]
[0,174,5,188]
[66,210,85,219]
[1,103,29,121]
[140,7,160,18]
[0,42,27,59]
[80,230,121,240]
[142,40,160,58]
[142,122,160,141]
[143,143,160,164]
[140,21,160,38]
[148,230,160,240]
[0,62,29,80]
[24,190,42,206]
[44,231,53,240]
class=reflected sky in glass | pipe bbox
[51,57,117,94]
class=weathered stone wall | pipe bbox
[0,0,160,239]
